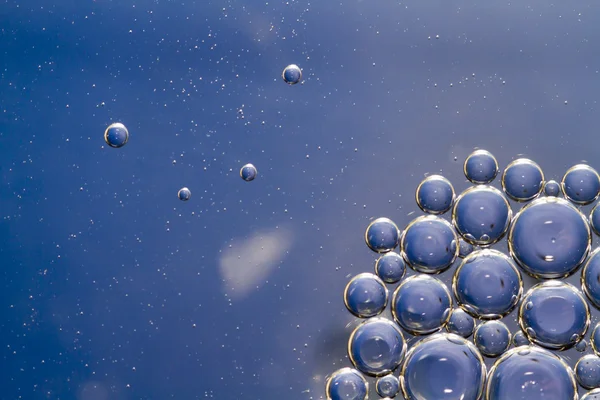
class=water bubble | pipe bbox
[452,186,512,246]
[365,217,400,253]
[445,308,475,338]
[508,197,590,278]
[486,346,577,400]
[457,238,474,258]
[501,158,544,202]
[581,249,600,309]
[282,64,302,85]
[512,331,529,347]
[591,323,600,356]
[104,122,129,148]
[561,164,600,205]
[415,175,455,214]
[576,354,600,389]
[375,252,406,284]
[392,275,452,335]
[576,339,588,352]
[453,249,522,319]
[401,333,486,400]
[583,389,600,399]
[240,163,257,182]
[348,318,406,377]
[401,215,458,273]
[463,149,498,184]
[473,320,511,357]
[325,368,368,400]
[343,273,388,318]
[519,281,590,350]
[177,187,191,201]
[544,180,562,197]
[590,204,600,236]
[376,374,400,398]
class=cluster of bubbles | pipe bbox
[326,149,600,400]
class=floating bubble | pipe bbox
[415,175,455,214]
[463,149,498,184]
[452,249,522,319]
[512,331,529,347]
[401,333,486,400]
[392,275,452,335]
[501,158,544,201]
[282,64,302,85]
[445,308,475,338]
[590,204,600,236]
[583,389,600,400]
[581,249,600,309]
[177,187,191,201]
[376,374,400,398]
[456,238,474,258]
[474,320,511,358]
[104,122,129,148]
[325,368,368,400]
[544,179,562,197]
[365,217,400,253]
[508,197,590,278]
[401,215,458,273]
[452,186,512,246]
[486,346,577,400]
[348,318,406,377]
[576,355,600,389]
[240,163,257,182]
[518,281,590,350]
[591,323,600,356]
[561,164,600,205]
[343,273,388,318]
[375,252,406,284]
[577,339,588,352]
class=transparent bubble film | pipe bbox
[325,149,600,400]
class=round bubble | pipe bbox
[415,175,455,214]
[501,158,544,201]
[348,318,406,377]
[178,187,191,201]
[282,64,302,85]
[463,149,498,184]
[453,249,522,319]
[445,308,475,338]
[592,324,600,356]
[576,339,588,352]
[519,281,590,350]
[583,389,600,400]
[562,164,600,205]
[456,238,474,258]
[375,252,406,284]
[104,122,129,148]
[325,368,368,400]
[512,331,529,347]
[401,333,486,400]
[508,197,590,278]
[590,204,600,236]
[576,354,600,389]
[452,185,512,246]
[343,273,388,318]
[544,180,562,197]
[240,163,257,182]
[581,249,600,309]
[474,320,511,357]
[365,218,400,253]
[376,374,400,398]
[401,215,458,273]
[392,275,452,335]
[486,346,577,400]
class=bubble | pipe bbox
[325,368,368,400]
[452,186,512,246]
[590,204,600,236]
[282,64,302,85]
[445,308,475,338]
[456,238,474,258]
[577,339,588,352]
[348,318,407,377]
[583,389,600,400]
[375,252,406,284]
[561,164,600,205]
[576,355,600,389]
[512,331,529,347]
[401,215,458,273]
[508,197,590,278]
[392,275,452,335]
[240,163,257,182]
[463,149,498,184]
[518,281,590,350]
[453,249,522,319]
[473,320,511,358]
[501,158,544,201]
[415,175,455,214]
[580,249,600,309]
[365,217,400,253]
[376,374,400,398]
[544,179,562,197]
[104,122,129,148]
[177,187,191,201]
[485,346,577,400]
[591,324,600,356]
[401,333,486,400]
[343,273,388,318]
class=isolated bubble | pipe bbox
[544,179,561,197]
[591,324,600,356]
[581,249,600,309]
[325,368,368,400]
[512,331,529,347]
[104,122,129,148]
[343,273,388,318]
[474,320,511,357]
[348,318,406,377]
[590,204,600,236]
[453,249,522,319]
[375,252,406,284]
[282,64,302,85]
[562,164,600,205]
[240,163,257,182]
[365,217,400,253]
[177,187,191,201]
[583,389,600,400]
[401,333,486,400]
[445,308,475,338]
[401,215,458,273]
[519,281,590,350]
[463,149,498,184]
[486,346,577,400]
[415,175,455,214]
[508,197,590,278]
[501,158,544,201]
[576,354,600,389]
[392,275,452,335]
[376,374,400,398]
[452,186,512,246]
